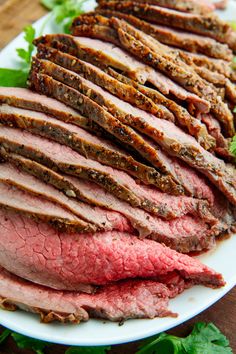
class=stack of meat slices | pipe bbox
[0,0,235,324]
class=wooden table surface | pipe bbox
[0,0,235,352]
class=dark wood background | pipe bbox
[0,0,235,352]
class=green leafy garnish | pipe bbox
[137,322,232,354]
[0,68,29,87]
[65,346,111,354]
[0,329,11,344]
[16,25,36,65]
[0,25,36,87]
[41,0,87,33]
[11,332,51,354]
[230,135,236,156]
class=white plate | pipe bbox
[0,1,235,347]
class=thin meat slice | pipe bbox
[29,58,236,204]
[34,34,210,113]
[0,104,165,188]
[97,0,215,14]
[0,163,132,233]
[36,46,214,150]
[28,72,186,195]
[0,87,91,130]
[97,11,232,60]
[27,70,235,203]
[108,17,234,136]
[0,267,177,322]
[97,1,231,43]
[36,44,174,121]
[0,209,225,291]
[0,126,144,206]
[0,181,94,233]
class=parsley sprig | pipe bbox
[0,322,232,353]
[0,25,36,87]
[41,0,87,33]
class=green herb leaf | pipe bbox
[230,135,236,156]
[40,0,87,33]
[182,322,232,354]
[0,329,11,344]
[11,332,51,354]
[0,68,28,87]
[16,25,36,65]
[65,346,111,354]
[136,323,232,354]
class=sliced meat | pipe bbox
[97,11,233,60]
[36,44,175,121]
[0,267,177,322]
[0,126,145,206]
[97,1,231,43]
[97,0,216,14]
[0,87,91,130]
[108,17,234,136]
[27,70,235,203]
[0,208,225,291]
[0,181,94,233]
[0,161,218,252]
[29,58,236,204]
[0,104,166,188]
[28,71,187,195]
[34,34,210,114]
[35,46,215,150]
[106,67,216,150]
[0,163,132,233]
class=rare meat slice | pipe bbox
[34,34,210,113]
[36,44,174,121]
[0,104,165,188]
[108,17,234,136]
[97,1,231,43]
[0,161,217,253]
[97,11,232,60]
[0,209,225,291]
[0,163,132,233]
[0,181,94,233]
[28,72,186,195]
[97,0,216,14]
[6,153,222,250]
[0,267,177,323]
[29,58,236,204]
[35,47,214,150]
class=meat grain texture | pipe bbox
[0,0,235,324]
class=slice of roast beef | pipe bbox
[0,267,178,322]
[0,160,217,252]
[97,0,216,14]
[36,44,174,121]
[28,70,235,203]
[0,162,132,233]
[29,58,236,204]
[0,126,145,206]
[0,208,225,291]
[108,17,234,136]
[106,67,216,149]
[0,87,91,130]
[97,1,231,43]
[0,181,95,233]
[28,71,188,195]
[0,104,167,188]
[34,34,210,114]
[97,11,232,60]
[35,46,214,150]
